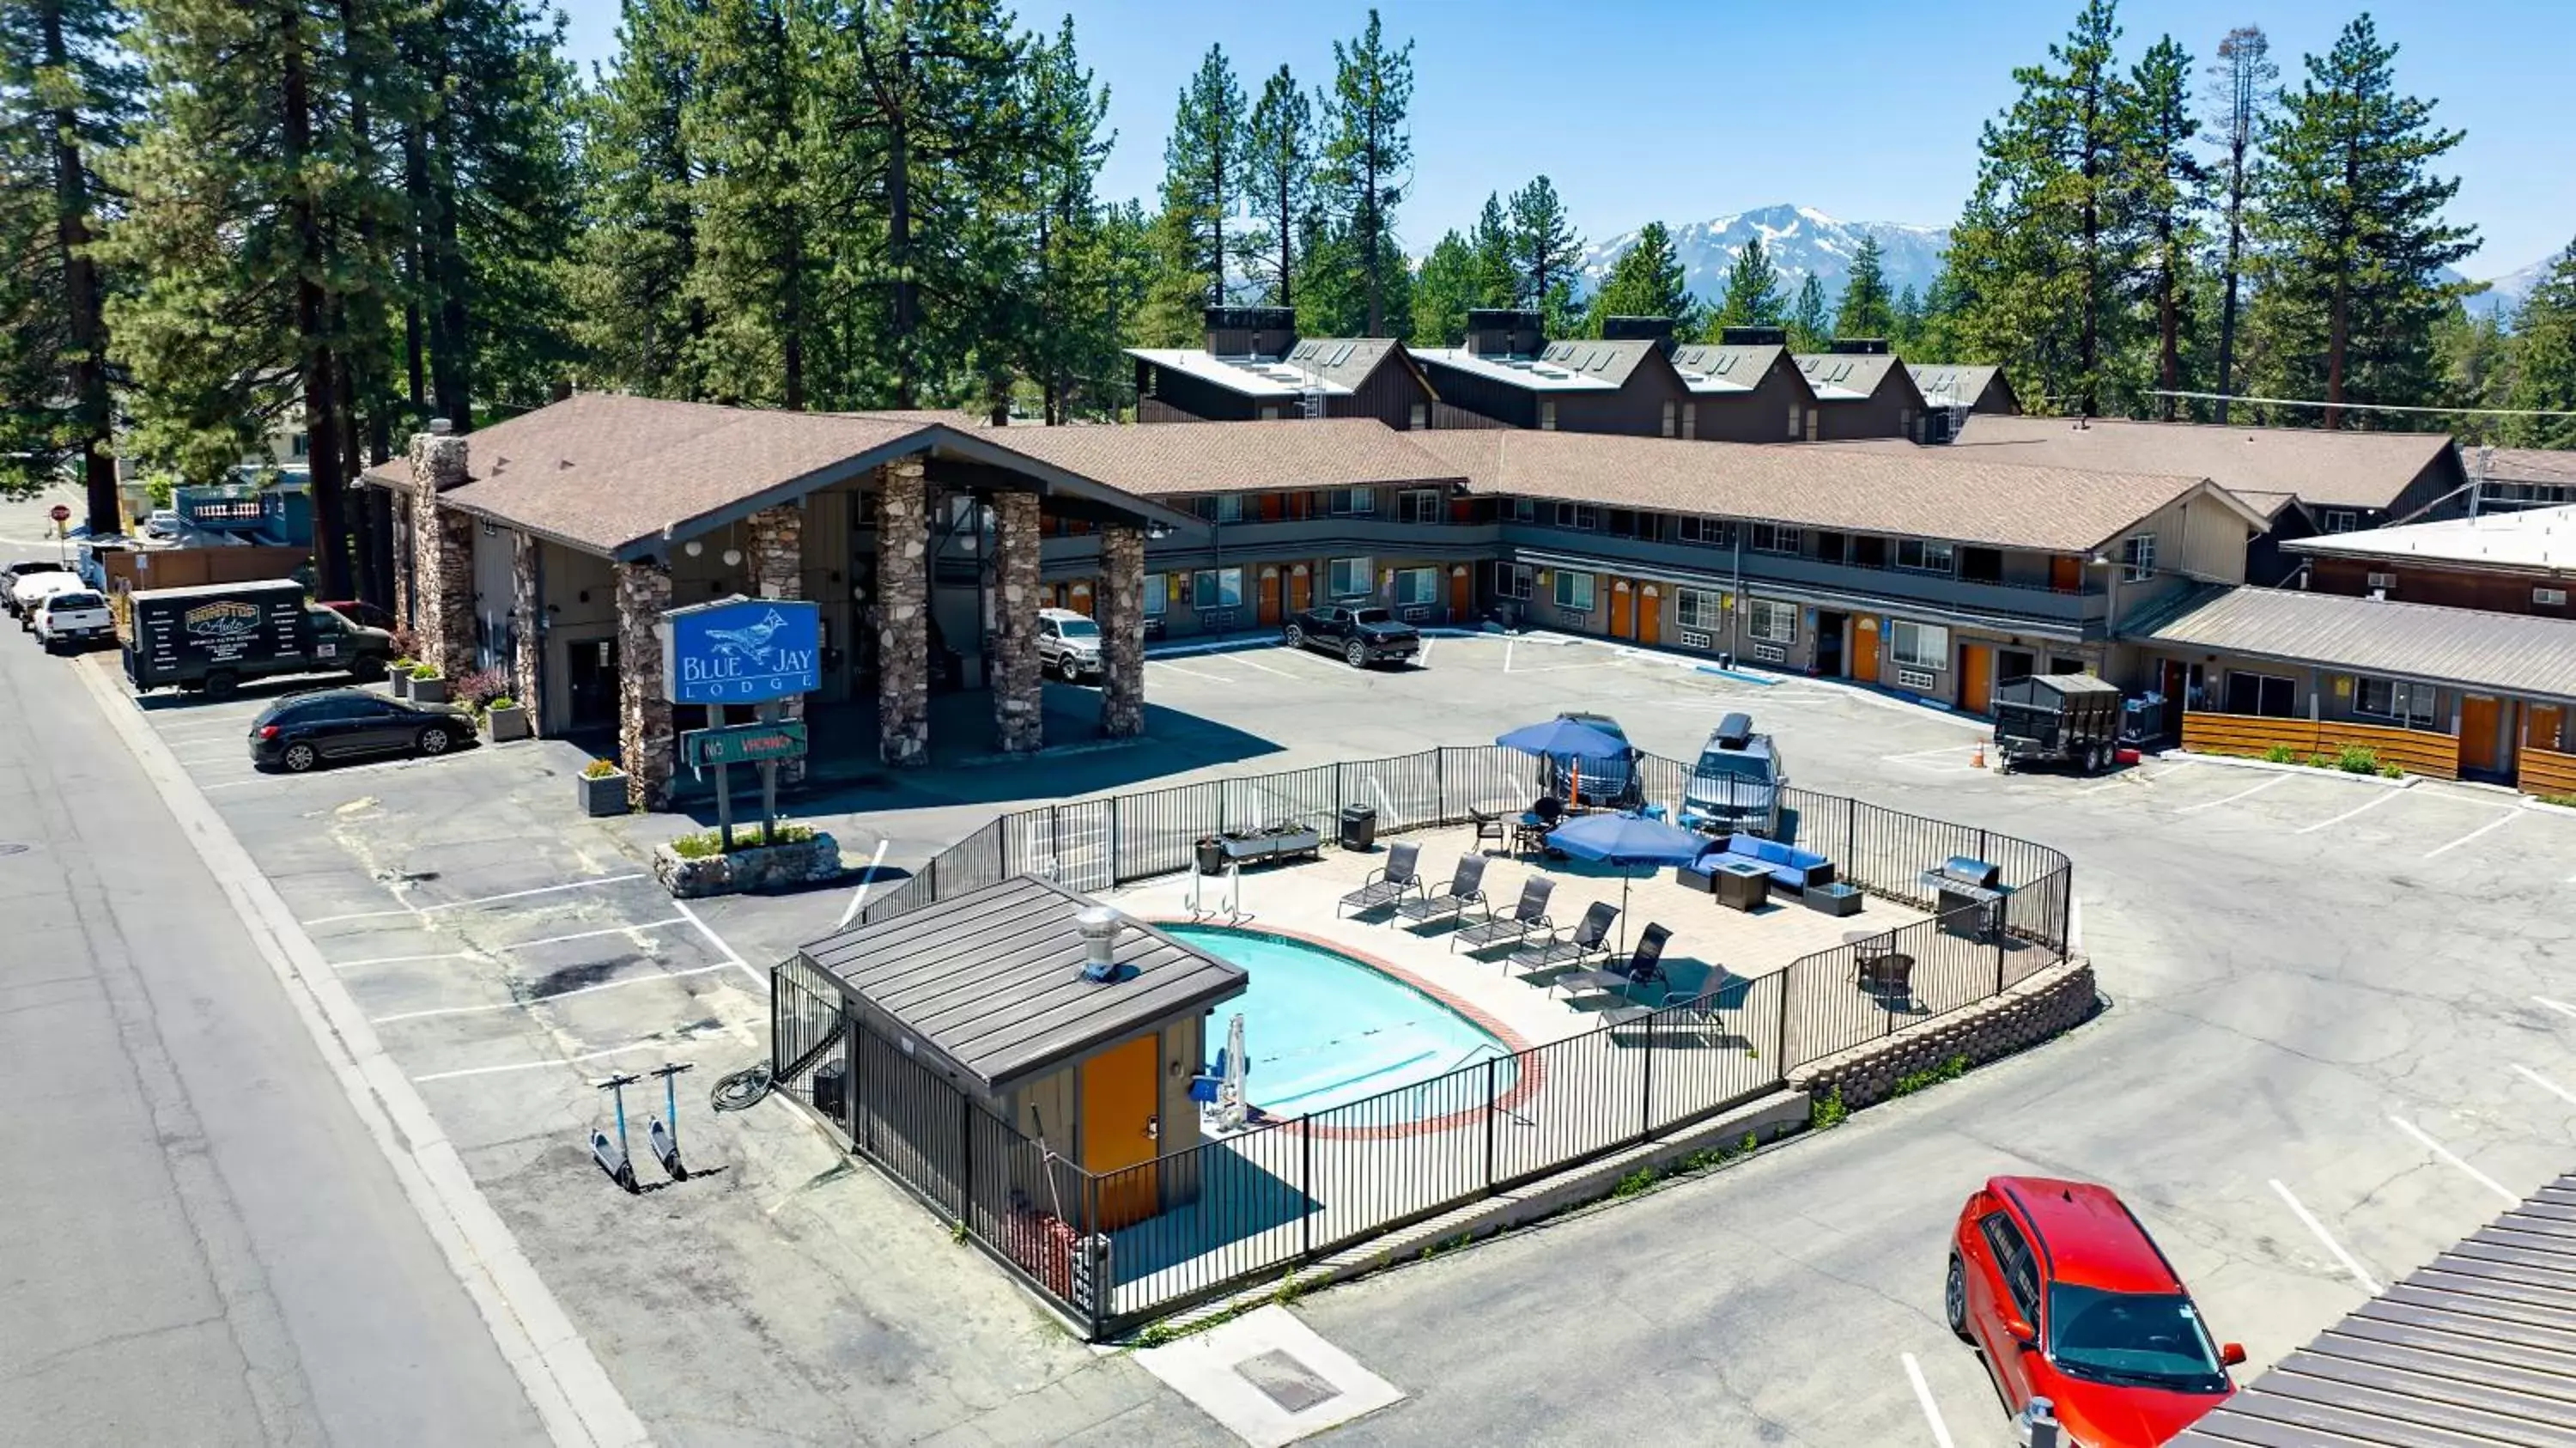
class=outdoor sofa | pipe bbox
[1680,833,1835,896]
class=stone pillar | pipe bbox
[390,493,416,631]
[746,502,807,783]
[510,530,543,735]
[990,490,1043,754]
[875,459,930,767]
[403,425,475,676]
[616,560,675,810]
[1098,524,1146,739]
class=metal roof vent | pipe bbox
[1075,904,1126,983]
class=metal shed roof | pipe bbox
[2132,586,2576,706]
[2174,1170,2576,1447]
[794,875,1248,1092]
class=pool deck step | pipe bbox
[1145,1086,1810,1339]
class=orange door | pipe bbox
[1959,643,1994,714]
[1609,581,1634,639]
[1082,1033,1162,1230]
[2460,695,2503,774]
[1288,568,1312,613]
[1850,616,1880,681]
[2525,703,2564,751]
[1068,581,1094,617]
[2050,556,2081,593]
[1637,586,1662,647]
[1257,569,1282,625]
[1449,565,1472,624]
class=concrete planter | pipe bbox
[410,674,449,705]
[485,703,532,742]
[580,770,629,817]
[388,670,412,701]
[653,830,842,899]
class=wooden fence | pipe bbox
[2521,746,2576,800]
[2180,710,2460,781]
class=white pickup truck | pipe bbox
[33,587,114,654]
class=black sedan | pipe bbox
[249,688,473,773]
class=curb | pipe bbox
[2158,747,2417,788]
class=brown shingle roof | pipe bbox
[1951,415,2457,509]
[2477,447,2576,485]
[1408,429,2239,552]
[985,418,1462,496]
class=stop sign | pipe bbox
[49,504,70,523]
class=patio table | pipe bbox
[1845,929,1915,1001]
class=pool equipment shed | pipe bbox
[780,874,1247,1235]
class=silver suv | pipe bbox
[1036,607,1104,682]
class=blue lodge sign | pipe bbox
[659,595,823,704]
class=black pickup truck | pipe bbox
[1283,605,1422,668]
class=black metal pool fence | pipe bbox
[770,744,2072,1336]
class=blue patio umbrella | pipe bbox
[1544,811,1709,950]
[1496,716,1631,809]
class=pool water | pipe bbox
[1165,924,1519,1119]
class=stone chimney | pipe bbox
[402,423,476,676]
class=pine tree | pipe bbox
[2503,240,2576,448]
[1506,174,1581,332]
[1788,273,1832,352]
[1833,233,1895,339]
[1315,8,1411,335]
[1710,235,1785,333]
[1018,16,1112,422]
[684,0,824,409]
[1238,64,1310,310]
[2204,24,2275,422]
[1583,220,1695,336]
[1160,44,1242,311]
[0,0,137,519]
[2248,14,2476,427]
[1410,228,1476,346]
[2121,35,2204,419]
[1466,192,1515,308]
[1891,284,1926,353]
[570,0,709,400]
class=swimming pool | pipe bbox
[1164,924,1521,1120]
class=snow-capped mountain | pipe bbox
[1577,204,1950,309]
[2464,255,2557,320]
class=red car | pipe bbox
[1947,1177,2245,1445]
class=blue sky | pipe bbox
[553,0,2573,277]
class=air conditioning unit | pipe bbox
[1678,629,1713,649]
[2537,587,2568,607]
[1897,667,1936,691]
[1399,605,1431,623]
[1752,642,1787,664]
[2367,572,2397,591]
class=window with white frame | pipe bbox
[1407,402,1427,429]
[1896,538,1955,574]
[1889,619,1949,669]
[1661,400,1678,438]
[1540,400,1558,430]
[1785,405,1801,440]
[1681,402,1698,441]
[2121,532,2157,581]
[1748,521,1801,556]
[1746,598,1797,642]
[1552,570,1595,611]
[1191,568,1242,610]
[1508,497,1539,523]
[1327,557,1374,599]
[1678,514,1734,548]
[1553,502,1599,531]
[1495,561,1533,600]
[1396,488,1444,524]
[1676,587,1725,630]
[2354,675,2439,728]
[1190,493,1244,524]
[1142,574,1167,616]
[2320,508,2359,532]
[1327,487,1376,516]
[1393,567,1439,606]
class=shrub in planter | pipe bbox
[388,657,415,699]
[453,665,509,712]
[408,662,449,705]
[484,694,532,742]
[579,757,629,816]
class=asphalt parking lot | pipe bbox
[69,621,2576,1446]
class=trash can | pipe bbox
[1339,804,1378,851]
[1194,837,1225,876]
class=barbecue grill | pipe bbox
[1921,856,2008,941]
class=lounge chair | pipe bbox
[1452,876,1555,954]
[1552,923,1673,1001]
[1396,854,1489,926]
[1507,900,1618,975]
[1606,977,1728,1032]
[1337,840,1424,916]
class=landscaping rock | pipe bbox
[653,830,842,898]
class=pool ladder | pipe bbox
[1188,861,1248,924]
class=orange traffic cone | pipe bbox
[1972,739,1988,770]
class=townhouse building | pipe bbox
[1794,341,1937,442]
[1129,308,1439,429]
[2469,447,2576,511]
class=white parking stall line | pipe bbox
[1899,1353,1957,1448]
[411,1039,678,1083]
[368,962,740,1024]
[2420,810,2516,861]
[1149,660,1234,684]
[300,871,647,926]
[2390,1116,2521,1207]
[2173,774,2293,814]
[2511,1064,2576,1108]
[1229,653,1300,678]
[674,898,768,992]
[2294,788,2403,835]
[495,916,688,952]
[199,779,267,792]
[1416,636,1435,666]
[332,951,488,970]
[2269,1179,2383,1293]
[2536,996,2576,1023]
[1503,638,1516,673]
[835,838,891,930]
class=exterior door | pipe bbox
[1637,585,1661,647]
[1288,568,1312,613]
[1959,644,1995,715]
[1449,565,1472,624]
[1082,1033,1163,1230]
[1257,569,1282,626]
[1850,616,1880,682]
[1068,581,1093,617]
[1608,581,1634,639]
[2049,555,2081,593]
[2460,695,2504,775]
[567,636,619,730]
[2529,703,2567,751]
[1813,611,1845,676]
